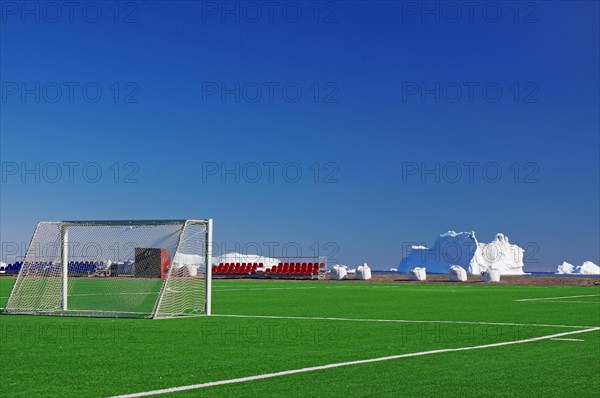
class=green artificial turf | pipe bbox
[0,278,598,397]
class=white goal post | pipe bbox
[5,219,213,319]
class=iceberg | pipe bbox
[449,265,467,282]
[356,263,372,280]
[481,269,500,283]
[408,267,427,281]
[331,264,348,280]
[398,231,526,275]
[556,261,600,275]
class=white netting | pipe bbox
[154,221,208,318]
[5,220,211,319]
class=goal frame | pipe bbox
[5,219,213,319]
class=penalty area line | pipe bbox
[110,326,600,398]
[211,314,596,330]
[514,294,600,302]
[551,338,585,342]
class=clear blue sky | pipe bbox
[1,1,598,271]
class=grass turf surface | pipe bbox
[0,278,599,397]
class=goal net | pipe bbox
[5,219,213,319]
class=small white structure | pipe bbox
[330,264,348,280]
[356,263,372,280]
[409,267,426,281]
[449,265,467,282]
[482,269,500,283]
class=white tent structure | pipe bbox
[449,265,467,282]
[355,263,372,280]
[409,267,426,281]
[172,252,204,277]
[330,264,348,280]
[212,252,280,270]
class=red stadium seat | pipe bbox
[212,266,217,273]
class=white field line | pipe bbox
[551,338,585,342]
[110,326,600,398]
[212,314,597,330]
[0,286,336,301]
[214,287,318,292]
[514,294,600,302]
[539,300,600,304]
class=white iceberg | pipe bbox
[330,264,348,280]
[449,265,467,282]
[398,231,526,275]
[482,270,501,283]
[356,263,372,280]
[408,267,426,281]
[556,261,600,275]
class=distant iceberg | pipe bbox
[556,261,599,275]
[398,231,526,275]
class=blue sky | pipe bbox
[1,1,598,271]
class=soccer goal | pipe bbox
[5,219,213,319]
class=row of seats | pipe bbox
[267,263,323,275]
[0,261,101,274]
[68,261,99,274]
[0,263,22,273]
[213,263,261,275]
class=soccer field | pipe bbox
[1,278,599,397]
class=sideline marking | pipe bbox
[110,327,600,398]
[212,314,596,330]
